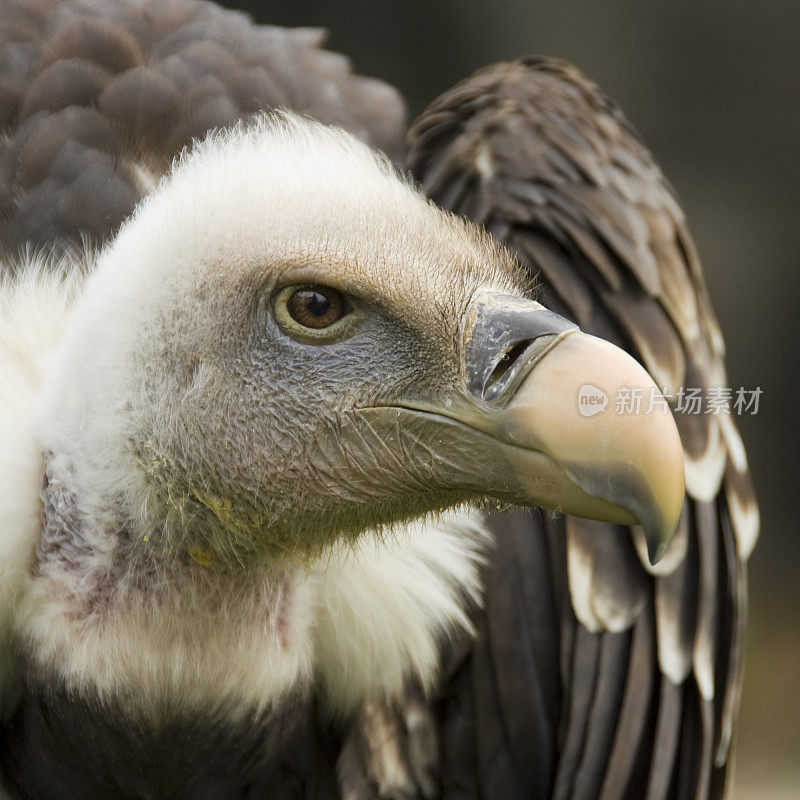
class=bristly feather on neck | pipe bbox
[28,449,491,723]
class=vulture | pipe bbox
[0,1,759,799]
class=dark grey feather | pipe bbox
[0,0,406,257]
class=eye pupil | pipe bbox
[286,287,346,329]
[304,291,330,317]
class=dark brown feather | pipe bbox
[408,56,758,800]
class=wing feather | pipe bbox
[598,613,657,800]
[408,56,757,799]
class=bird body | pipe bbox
[0,2,757,799]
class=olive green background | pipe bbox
[220,2,799,795]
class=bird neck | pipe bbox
[28,449,317,721]
[29,450,490,722]
[36,449,295,610]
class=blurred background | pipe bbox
[220,2,797,795]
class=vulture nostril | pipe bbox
[465,296,578,402]
[484,339,534,397]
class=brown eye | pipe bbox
[273,284,358,344]
[285,287,346,329]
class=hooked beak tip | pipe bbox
[647,534,670,565]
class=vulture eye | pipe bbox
[273,284,356,343]
[287,287,345,328]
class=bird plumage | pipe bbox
[0,2,757,799]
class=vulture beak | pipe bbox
[461,294,685,563]
[371,295,685,563]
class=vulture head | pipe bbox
[39,113,684,567]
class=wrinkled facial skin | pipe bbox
[130,252,520,561]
